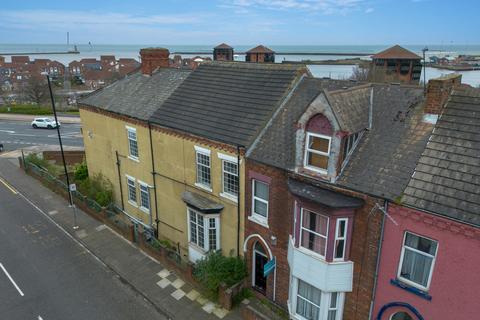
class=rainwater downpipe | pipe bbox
[148,122,160,236]
[115,150,125,210]
[236,145,244,257]
[368,200,388,320]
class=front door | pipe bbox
[253,242,268,293]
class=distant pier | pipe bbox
[0,50,80,55]
[172,51,372,56]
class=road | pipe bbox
[0,173,166,319]
[0,120,83,152]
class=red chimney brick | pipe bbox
[425,74,462,115]
[140,48,170,75]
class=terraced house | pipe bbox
[79,47,308,263]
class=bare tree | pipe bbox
[350,64,370,81]
[22,76,50,105]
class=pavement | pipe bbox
[0,157,243,320]
[0,119,83,152]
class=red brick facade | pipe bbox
[244,159,385,320]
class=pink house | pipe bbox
[372,84,480,320]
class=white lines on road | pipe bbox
[0,176,18,194]
[0,263,24,296]
[38,316,44,320]
[0,130,15,134]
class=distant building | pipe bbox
[371,45,422,84]
[213,43,234,61]
[245,45,275,63]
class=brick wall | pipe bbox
[139,48,170,75]
[424,74,462,115]
[244,159,292,309]
[43,150,85,166]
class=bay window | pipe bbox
[293,279,344,320]
[296,280,321,319]
[188,208,219,252]
[304,132,331,173]
[398,232,438,290]
[300,209,328,258]
[334,219,348,261]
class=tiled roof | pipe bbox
[149,62,307,147]
[327,85,371,134]
[403,87,480,226]
[246,45,275,54]
[248,78,430,200]
[338,85,430,199]
[214,43,233,49]
[372,45,421,60]
[79,68,191,121]
[248,78,364,169]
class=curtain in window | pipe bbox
[401,249,432,287]
[296,280,321,320]
[301,210,328,255]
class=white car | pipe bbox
[31,117,61,129]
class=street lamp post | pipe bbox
[45,73,79,229]
[422,46,429,94]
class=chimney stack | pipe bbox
[140,48,170,75]
[424,74,462,116]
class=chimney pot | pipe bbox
[140,48,170,75]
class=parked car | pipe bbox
[31,117,61,129]
[0,143,4,152]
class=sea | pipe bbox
[1,44,480,87]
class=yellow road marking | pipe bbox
[0,176,17,194]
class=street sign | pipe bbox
[69,183,76,192]
[263,257,276,277]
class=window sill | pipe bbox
[297,246,327,262]
[140,206,150,214]
[195,182,212,193]
[390,278,432,301]
[248,215,269,228]
[128,155,140,163]
[220,192,238,203]
[304,165,327,175]
[128,200,138,208]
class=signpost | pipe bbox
[263,257,276,278]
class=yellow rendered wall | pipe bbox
[79,108,155,226]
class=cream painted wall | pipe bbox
[80,108,245,261]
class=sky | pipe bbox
[0,0,478,45]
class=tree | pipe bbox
[22,76,50,105]
[350,64,370,81]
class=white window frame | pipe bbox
[397,231,438,291]
[194,146,212,191]
[295,279,321,320]
[219,153,239,202]
[126,175,137,207]
[126,126,139,161]
[299,208,329,259]
[251,179,269,226]
[138,181,151,214]
[304,132,331,174]
[333,218,348,261]
[187,208,220,253]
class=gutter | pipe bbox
[148,122,160,235]
[115,150,125,210]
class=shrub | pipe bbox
[74,162,89,181]
[25,153,61,176]
[78,173,113,207]
[193,251,247,299]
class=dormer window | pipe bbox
[342,132,361,164]
[304,132,331,173]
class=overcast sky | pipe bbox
[0,0,478,45]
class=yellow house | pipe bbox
[79,48,306,262]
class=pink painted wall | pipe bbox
[373,204,480,320]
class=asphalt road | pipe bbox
[0,174,166,319]
[0,120,84,151]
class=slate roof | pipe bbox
[403,87,480,226]
[327,85,371,134]
[79,68,191,121]
[182,191,224,213]
[249,78,431,200]
[337,85,430,199]
[248,78,364,169]
[288,178,364,208]
[149,62,307,147]
[214,43,233,49]
[372,45,421,60]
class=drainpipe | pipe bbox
[368,86,374,130]
[236,145,244,257]
[148,122,160,236]
[115,150,125,210]
[368,200,387,320]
